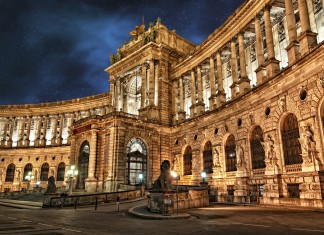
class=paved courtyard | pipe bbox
[1,200,324,235]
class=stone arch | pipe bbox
[248,125,265,169]
[76,140,90,189]
[278,112,302,166]
[317,95,324,160]
[125,137,148,185]
[125,74,142,115]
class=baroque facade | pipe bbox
[1,0,324,208]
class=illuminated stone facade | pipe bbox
[1,0,324,208]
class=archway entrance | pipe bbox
[77,141,89,189]
[126,138,147,185]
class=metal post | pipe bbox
[95,198,98,210]
[176,179,179,214]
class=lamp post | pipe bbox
[67,165,78,196]
[139,173,144,196]
[171,171,180,214]
[25,171,34,194]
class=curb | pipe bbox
[128,205,191,220]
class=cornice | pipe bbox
[0,92,110,117]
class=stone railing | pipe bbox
[252,168,265,175]
[285,164,302,173]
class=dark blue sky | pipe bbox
[0,0,244,105]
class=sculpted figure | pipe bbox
[299,124,320,164]
[260,135,275,161]
[236,144,245,166]
[213,147,220,167]
[152,160,172,190]
[299,125,316,154]
[45,176,57,194]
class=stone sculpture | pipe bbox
[152,160,172,190]
[45,176,57,194]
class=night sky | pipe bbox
[0,0,244,105]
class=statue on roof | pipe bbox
[129,16,145,40]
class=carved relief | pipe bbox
[299,124,322,165]
[278,95,286,113]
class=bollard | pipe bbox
[74,199,77,210]
[116,196,120,212]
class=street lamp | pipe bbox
[171,171,180,214]
[25,171,34,194]
[201,172,207,182]
[67,165,78,196]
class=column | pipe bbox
[216,51,226,107]
[264,5,280,77]
[178,75,186,121]
[285,0,300,65]
[172,79,178,124]
[196,66,205,114]
[116,78,121,111]
[208,55,217,110]
[87,129,98,179]
[141,63,146,108]
[51,115,58,145]
[1,117,9,146]
[149,59,155,105]
[154,61,159,106]
[254,14,266,83]
[57,114,64,145]
[190,69,196,118]
[66,113,73,145]
[297,0,318,55]
[110,76,115,108]
[34,116,42,147]
[18,117,25,147]
[238,32,251,93]
[7,117,15,147]
[230,39,240,98]
[25,116,32,146]
[41,115,48,146]
[119,81,126,113]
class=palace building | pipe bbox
[1,0,324,208]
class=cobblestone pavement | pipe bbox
[1,200,324,235]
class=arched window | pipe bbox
[57,162,65,181]
[281,113,302,165]
[40,163,49,181]
[5,163,15,182]
[250,126,265,169]
[225,135,237,172]
[23,163,33,181]
[203,141,213,174]
[77,141,90,189]
[183,146,192,175]
[126,138,147,185]
[127,75,142,115]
